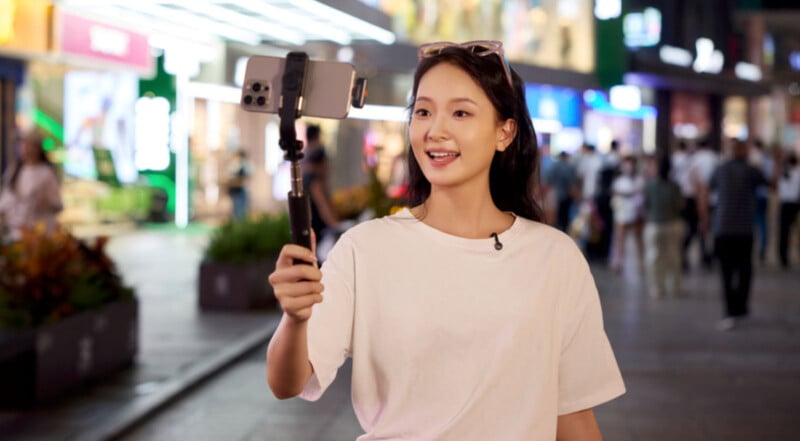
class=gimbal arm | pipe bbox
[278,52,312,250]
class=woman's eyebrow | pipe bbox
[415,96,478,106]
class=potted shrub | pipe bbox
[199,212,291,310]
[0,226,138,407]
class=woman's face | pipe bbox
[409,62,515,194]
[20,139,41,163]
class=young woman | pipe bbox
[0,130,63,240]
[610,155,645,272]
[266,41,625,440]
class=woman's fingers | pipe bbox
[272,281,324,299]
[275,244,317,269]
[269,264,321,285]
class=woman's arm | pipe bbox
[556,409,603,441]
[43,171,63,212]
[266,243,323,399]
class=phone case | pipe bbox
[241,55,356,119]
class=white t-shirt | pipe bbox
[671,150,693,197]
[611,174,645,225]
[300,208,625,440]
[778,167,800,202]
[576,153,603,200]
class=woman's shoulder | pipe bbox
[340,209,413,239]
[514,217,582,253]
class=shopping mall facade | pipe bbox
[1,0,798,229]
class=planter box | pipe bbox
[0,298,138,408]
[198,258,278,310]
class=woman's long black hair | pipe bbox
[404,47,543,222]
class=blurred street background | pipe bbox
[1,0,800,440]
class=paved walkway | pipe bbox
[0,225,282,441]
[120,253,800,440]
[2,226,798,441]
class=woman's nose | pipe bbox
[426,115,449,141]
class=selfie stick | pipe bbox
[278,52,312,250]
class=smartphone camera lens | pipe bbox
[256,96,266,106]
[243,95,253,105]
[252,82,262,92]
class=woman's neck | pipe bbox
[410,188,514,239]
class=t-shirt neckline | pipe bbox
[392,207,523,253]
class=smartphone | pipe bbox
[240,55,360,119]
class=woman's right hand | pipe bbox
[268,243,324,323]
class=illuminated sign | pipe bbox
[791,51,800,71]
[0,0,16,43]
[59,11,152,72]
[0,0,49,53]
[660,45,693,67]
[659,39,724,74]
[524,84,581,129]
[692,38,724,74]
[89,26,130,57]
[624,8,661,48]
[609,85,642,111]
[135,97,171,171]
[583,89,656,120]
[595,0,621,20]
[734,62,762,82]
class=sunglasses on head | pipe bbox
[417,40,514,89]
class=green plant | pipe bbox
[204,212,292,264]
[0,227,134,329]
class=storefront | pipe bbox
[525,84,585,154]
[0,0,51,174]
[582,86,657,155]
[17,7,158,230]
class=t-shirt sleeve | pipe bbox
[298,234,356,401]
[557,248,625,415]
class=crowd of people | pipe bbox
[541,137,800,330]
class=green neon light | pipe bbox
[31,108,64,143]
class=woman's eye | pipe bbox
[414,108,430,117]
[453,110,470,117]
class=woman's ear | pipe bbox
[496,119,518,152]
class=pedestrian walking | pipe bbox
[544,150,577,232]
[609,156,645,272]
[0,129,63,241]
[707,139,771,331]
[301,127,341,262]
[224,149,251,220]
[266,40,624,440]
[643,155,685,298]
[777,152,800,268]
[749,140,773,262]
[686,138,718,271]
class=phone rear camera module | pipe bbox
[256,96,266,106]
[252,82,262,92]
[243,95,253,105]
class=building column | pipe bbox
[1,79,16,176]
[710,94,724,150]
[655,88,672,158]
[746,13,766,141]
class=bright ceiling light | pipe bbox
[292,0,396,44]
[56,0,395,46]
[234,0,351,45]
[188,1,306,46]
